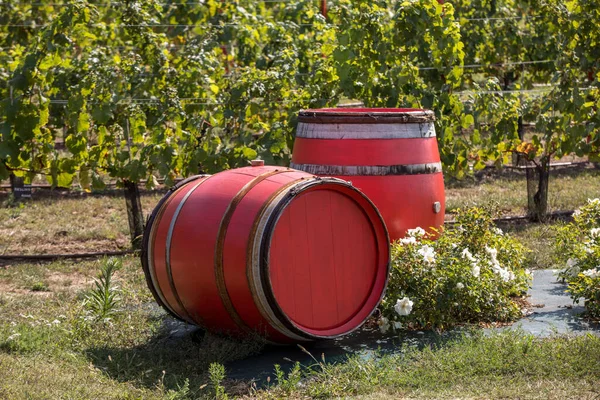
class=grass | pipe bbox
[254,331,600,399]
[0,167,599,398]
[0,191,164,255]
[445,166,600,217]
[1,166,599,256]
[0,256,598,398]
[501,221,563,270]
[0,256,264,399]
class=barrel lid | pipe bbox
[298,108,435,124]
[259,178,390,339]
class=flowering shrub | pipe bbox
[554,198,600,318]
[379,207,531,331]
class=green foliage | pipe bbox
[1,0,599,226]
[554,198,600,317]
[273,362,302,395]
[381,207,531,330]
[83,257,122,322]
[30,281,49,292]
[0,0,339,188]
[208,362,228,400]
[256,331,600,399]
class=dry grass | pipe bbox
[1,166,599,256]
[0,191,164,255]
[445,166,600,217]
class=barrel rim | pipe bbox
[298,108,435,124]
[140,174,210,322]
[255,177,391,340]
[247,177,315,342]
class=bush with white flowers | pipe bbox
[554,198,600,318]
[379,207,531,331]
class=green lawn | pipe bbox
[0,253,598,400]
[0,256,263,399]
[1,167,599,399]
[253,331,600,399]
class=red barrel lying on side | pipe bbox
[291,108,445,241]
[141,163,389,343]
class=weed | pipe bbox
[209,362,228,400]
[83,257,122,321]
[273,362,302,395]
[165,378,191,400]
[30,281,49,292]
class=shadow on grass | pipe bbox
[85,316,264,394]
[84,314,469,393]
[224,326,469,384]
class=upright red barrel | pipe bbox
[291,108,445,241]
[141,164,389,343]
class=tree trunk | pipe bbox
[526,160,550,222]
[124,180,144,250]
[512,116,525,166]
[9,173,17,191]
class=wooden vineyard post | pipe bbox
[124,180,144,250]
[9,173,32,201]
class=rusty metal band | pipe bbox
[289,162,443,176]
[246,177,312,342]
[214,169,291,333]
[297,110,435,124]
[165,176,214,325]
[295,121,436,139]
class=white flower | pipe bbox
[7,333,21,341]
[591,228,600,238]
[394,297,414,316]
[582,268,600,279]
[588,198,600,205]
[52,319,61,325]
[456,282,464,289]
[493,227,504,236]
[399,236,417,245]
[378,317,390,333]
[567,258,578,268]
[496,267,511,282]
[418,245,436,264]
[407,227,426,238]
[485,246,498,259]
[573,209,582,217]
[461,248,475,262]
[393,321,403,330]
[471,263,481,278]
